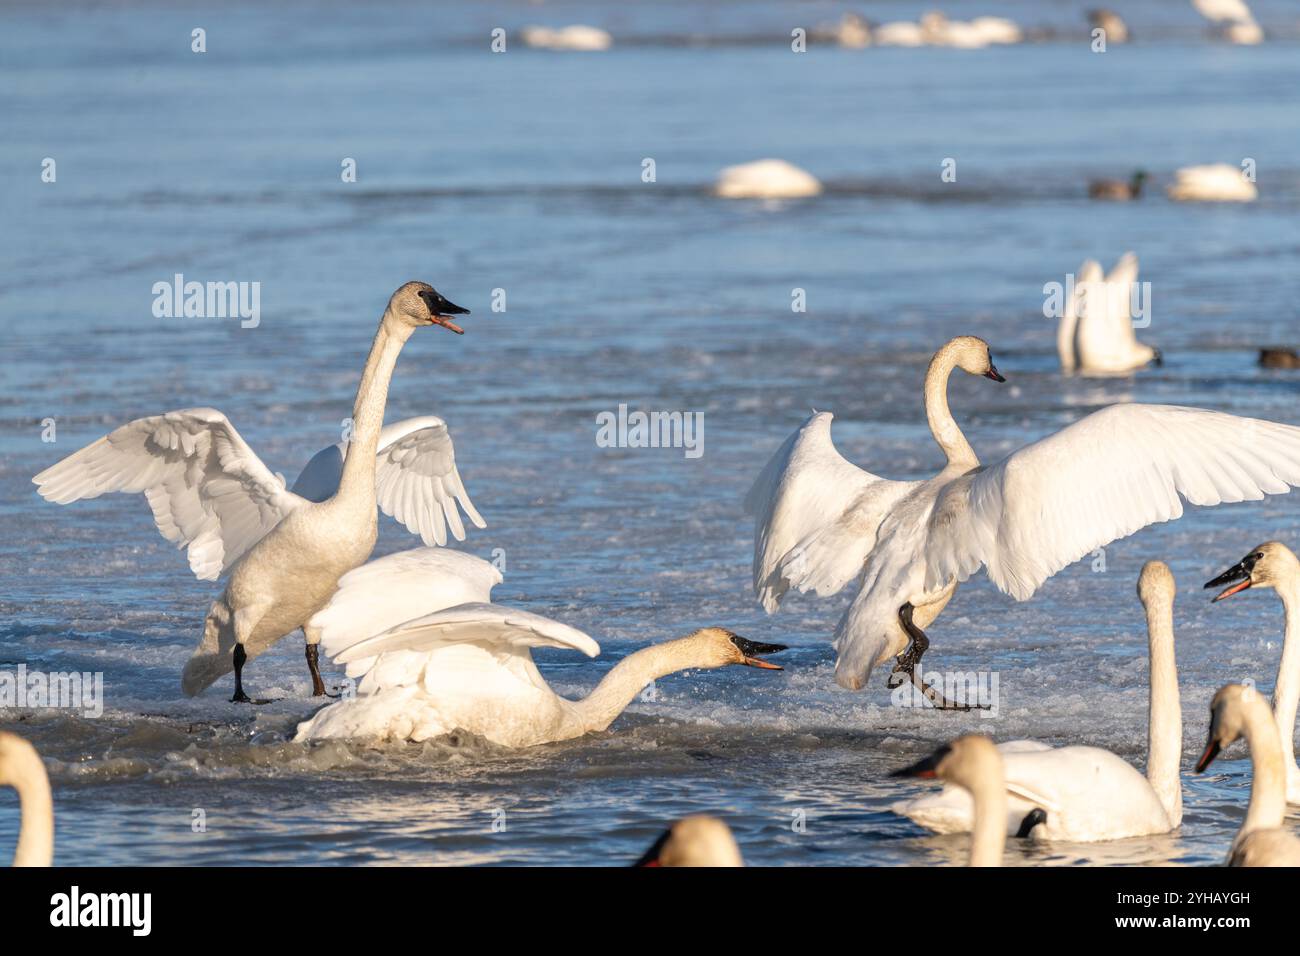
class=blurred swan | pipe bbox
[294,548,786,746]
[968,17,1023,44]
[1196,684,1300,866]
[874,21,925,46]
[714,159,822,199]
[893,736,1007,866]
[35,282,473,701]
[0,732,52,867]
[747,334,1300,696]
[634,816,744,866]
[520,25,612,51]
[894,561,1182,841]
[1168,163,1258,201]
[1206,542,1300,802]
[1058,252,1160,375]
[1191,0,1263,44]
[1088,170,1146,200]
[825,13,872,48]
[1088,9,1129,43]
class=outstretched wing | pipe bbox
[374,417,486,546]
[33,408,304,580]
[745,412,916,612]
[925,404,1300,601]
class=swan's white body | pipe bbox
[1167,164,1258,202]
[714,160,822,199]
[874,21,925,46]
[747,336,1300,690]
[520,25,612,51]
[1191,0,1262,43]
[0,732,53,867]
[1057,253,1158,375]
[828,13,872,48]
[896,562,1183,842]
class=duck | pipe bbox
[1088,170,1147,200]
[0,732,53,867]
[1259,348,1300,370]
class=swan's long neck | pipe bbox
[923,347,978,469]
[1144,595,1182,827]
[1241,694,1289,839]
[574,638,709,733]
[965,759,1007,868]
[1057,293,1079,372]
[336,316,411,503]
[4,741,53,867]
[1270,579,1300,790]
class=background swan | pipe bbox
[35,282,470,701]
[1191,0,1263,44]
[0,732,53,867]
[294,548,786,746]
[1196,684,1300,866]
[1088,9,1129,43]
[1206,542,1300,802]
[874,21,925,46]
[714,159,822,199]
[1058,252,1160,375]
[747,335,1300,696]
[892,736,1006,866]
[894,561,1182,841]
[634,816,744,867]
[1167,164,1258,202]
[519,26,612,51]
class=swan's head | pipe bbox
[1196,683,1266,773]
[1138,559,1176,607]
[1204,541,1299,602]
[386,281,470,334]
[634,816,744,867]
[891,734,1000,792]
[945,335,1006,382]
[681,627,787,670]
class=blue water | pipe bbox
[1,0,1299,865]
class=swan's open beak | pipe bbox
[891,743,952,779]
[1204,556,1255,602]
[1195,738,1222,774]
[984,364,1006,383]
[730,635,788,670]
[430,300,470,335]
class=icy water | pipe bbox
[2,0,1300,866]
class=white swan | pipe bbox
[0,732,53,867]
[34,282,471,700]
[1190,0,1263,44]
[1167,164,1258,202]
[714,159,822,199]
[894,561,1182,841]
[634,816,744,867]
[1195,684,1300,866]
[747,335,1300,697]
[874,21,926,46]
[1057,252,1160,375]
[294,548,786,746]
[520,25,612,51]
[1088,9,1129,43]
[1205,541,1300,802]
[893,736,1007,866]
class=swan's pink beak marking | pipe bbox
[743,657,783,671]
[1212,579,1251,602]
[431,315,465,334]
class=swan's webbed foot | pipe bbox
[888,603,989,712]
[305,644,339,698]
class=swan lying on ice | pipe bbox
[1167,164,1258,202]
[892,736,1007,866]
[714,160,822,199]
[294,548,786,746]
[747,335,1300,700]
[520,25,612,51]
[1206,542,1300,802]
[0,732,52,867]
[1057,252,1160,375]
[1196,684,1300,866]
[34,283,474,701]
[894,561,1183,841]
[634,816,744,867]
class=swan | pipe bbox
[293,547,786,746]
[968,17,1022,45]
[874,21,926,46]
[1167,164,1258,202]
[746,335,1300,699]
[1057,252,1160,375]
[1088,170,1146,200]
[714,159,822,199]
[1195,684,1300,866]
[519,25,612,51]
[892,736,1007,866]
[634,816,744,867]
[1205,541,1300,802]
[893,561,1182,841]
[0,732,53,867]
[34,282,472,701]
[822,13,872,48]
[1191,0,1263,44]
[1088,9,1129,43]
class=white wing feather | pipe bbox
[32,408,303,580]
[373,417,486,546]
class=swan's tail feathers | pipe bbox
[831,597,900,691]
[181,600,238,696]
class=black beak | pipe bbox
[417,289,471,334]
[1204,556,1254,603]
[436,298,470,316]
[890,744,951,779]
[1195,738,1222,774]
[632,829,671,867]
[984,364,1006,383]
[729,634,788,671]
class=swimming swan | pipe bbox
[1057,252,1160,375]
[892,736,1007,866]
[714,160,822,199]
[294,548,786,746]
[1206,541,1300,802]
[747,335,1300,699]
[634,816,744,867]
[893,561,1182,841]
[35,282,472,701]
[0,732,53,867]
[1167,164,1258,202]
[1195,684,1300,866]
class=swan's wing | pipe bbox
[745,412,915,612]
[925,404,1300,600]
[335,602,600,665]
[33,408,304,580]
[374,417,486,547]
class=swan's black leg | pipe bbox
[230,644,275,705]
[305,644,338,699]
[889,603,987,711]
